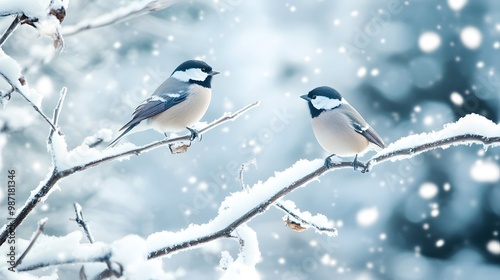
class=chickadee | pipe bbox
[108,60,220,147]
[301,86,386,169]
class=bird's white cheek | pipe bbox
[310,96,343,110]
[172,68,208,82]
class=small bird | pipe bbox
[301,86,386,170]
[108,60,220,147]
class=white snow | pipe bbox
[356,207,379,227]
[470,160,500,182]
[377,114,500,162]
[0,0,67,48]
[220,251,234,270]
[0,107,37,131]
[447,0,467,11]
[436,239,445,247]
[0,49,43,108]
[450,92,464,105]
[111,235,171,280]
[0,1,50,18]
[419,182,439,199]
[419,32,441,53]
[460,26,482,49]
[357,67,367,78]
[83,128,114,146]
[14,231,110,271]
[486,240,500,255]
[50,131,137,171]
[220,225,261,280]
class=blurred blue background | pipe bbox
[1,0,500,279]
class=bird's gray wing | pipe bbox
[339,103,386,149]
[119,78,189,131]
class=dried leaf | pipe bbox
[284,216,307,232]
[169,142,191,154]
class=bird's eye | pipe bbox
[311,95,317,99]
[202,68,208,72]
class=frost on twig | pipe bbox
[73,203,95,244]
[15,218,47,268]
[238,158,257,191]
[275,200,338,236]
[62,0,177,36]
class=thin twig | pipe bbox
[57,101,260,177]
[0,15,21,47]
[73,203,95,244]
[0,102,260,246]
[47,88,67,167]
[15,218,47,267]
[52,87,67,128]
[274,201,337,235]
[62,0,178,36]
[238,158,257,191]
[0,73,58,132]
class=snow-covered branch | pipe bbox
[0,0,68,48]
[62,0,177,36]
[5,114,500,278]
[73,203,95,244]
[0,101,260,246]
[0,15,20,47]
[14,218,47,268]
[275,200,338,236]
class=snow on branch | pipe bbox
[5,114,500,278]
[62,0,178,36]
[73,203,95,244]
[0,101,260,246]
[275,200,338,236]
[221,225,261,279]
[0,0,68,48]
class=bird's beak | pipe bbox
[300,95,311,101]
[209,70,220,76]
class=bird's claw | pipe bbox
[187,127,201,142]
[353,154,359,171]
[324,155,334,168]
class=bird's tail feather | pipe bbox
[107,125,136,148]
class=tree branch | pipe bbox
[0,101,259,246]
[57,101,260,177]
[0,73,58,132]
[14,218,47,268]
[0,14,21,47]
[73,203,95,244]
